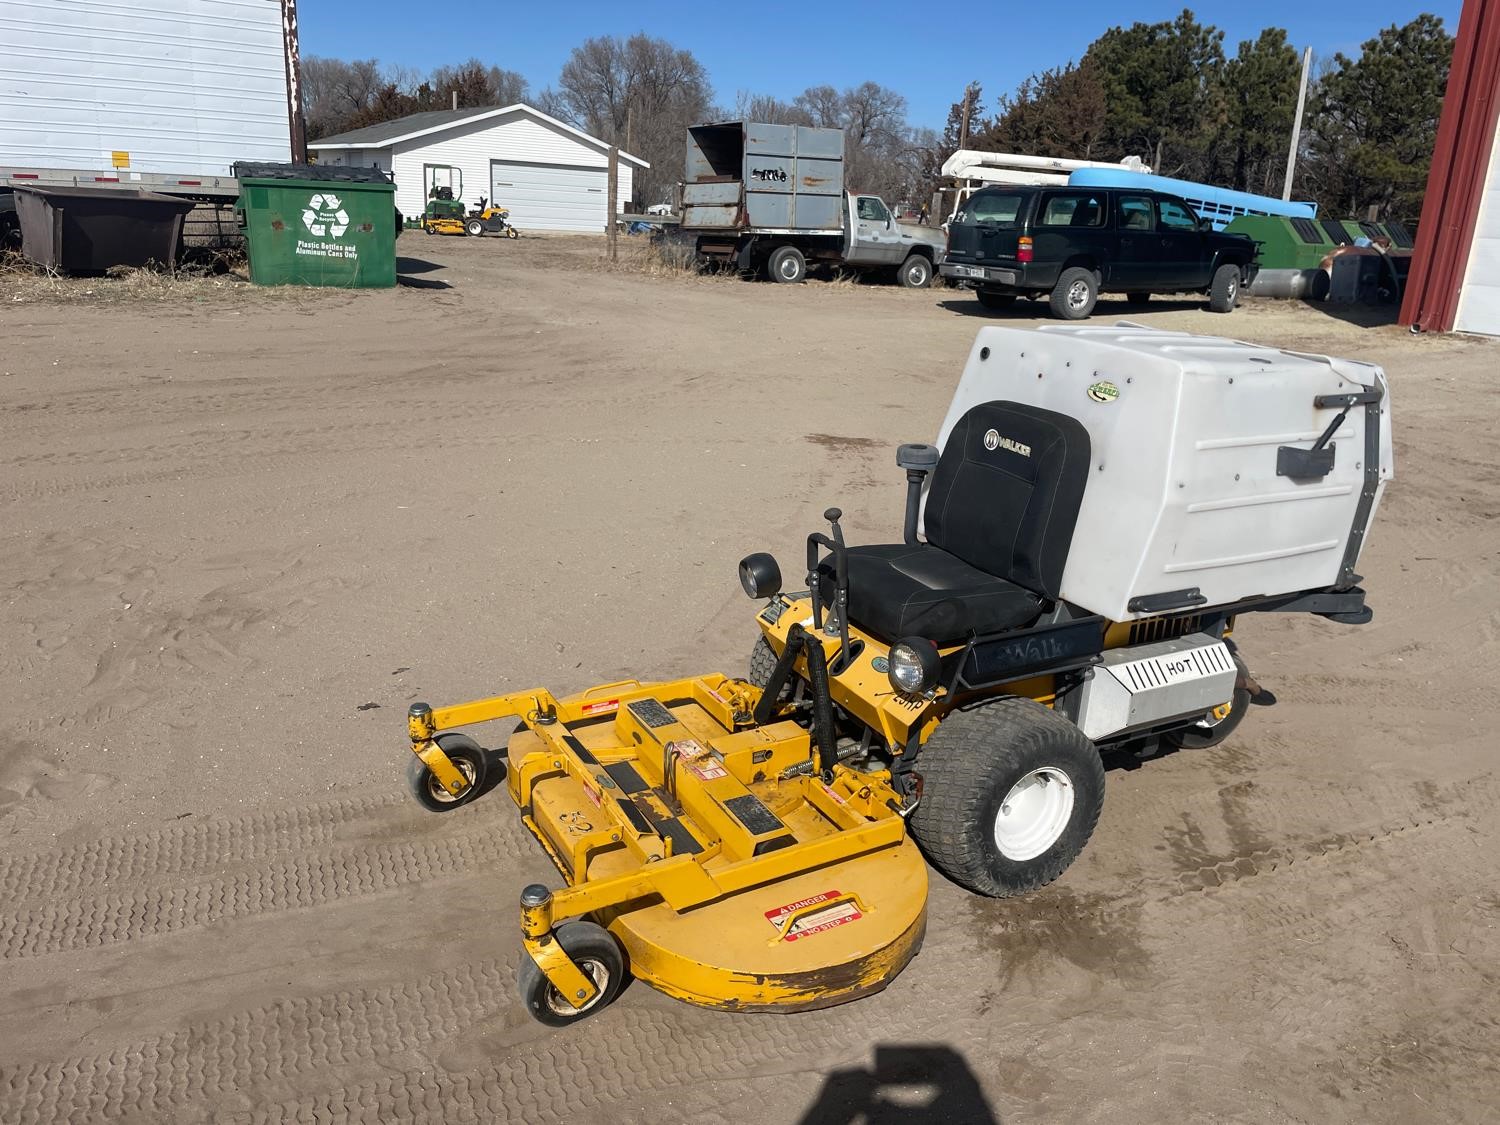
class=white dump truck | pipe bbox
[679,121,946,287]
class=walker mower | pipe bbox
[404,323,1392,1026]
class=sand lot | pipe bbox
[1,236,1497,1123]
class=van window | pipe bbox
[957,192,1023,225]
[1118,195,1154,231]
[1038,193,1106,228]
[1158,198,1200,231]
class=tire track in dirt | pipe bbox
[0,809,533,959]
[0,959,519,1124]
[3,784,1491,1124]
[0,793,405,902]
[1097,766,1500,894]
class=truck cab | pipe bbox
[843,193,946,284]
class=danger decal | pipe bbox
[765,890,863,941]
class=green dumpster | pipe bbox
[236,176,396,287]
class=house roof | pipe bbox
[307,103,649,168]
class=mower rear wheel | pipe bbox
[465,219,484,237]
[518,921,626,1026]
[910,696,1104,897]
[407,733,487,812]
[1164,655,1252,750]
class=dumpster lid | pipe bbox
[233,161,393,184]
[12,185,196,208]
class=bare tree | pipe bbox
[302,57,385,139]
[731,92,813,125]
[556,34,713,204]
[793,85,844,128]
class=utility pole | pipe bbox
[279,0,306,163]
[607,145,619,261]
[958,82,978,150]
[1282,47,1313,201]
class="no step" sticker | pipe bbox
[765,890,863,941]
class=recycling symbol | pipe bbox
[302,192,350,237]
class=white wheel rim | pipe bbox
[1068,281,1090,309]
[909,262,926,283]
[544,957,609,1016]
[779,257,799,280]
[993,767,1075,861]
[425,758,476,803]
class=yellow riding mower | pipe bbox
[463,196,520,238]
[405,323,1391,1026]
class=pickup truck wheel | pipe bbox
[1209,264,1241,312]
[1049,267,1099,320]
[897,254,932,288]
[767,246,806,284]
[976,291,1016,310]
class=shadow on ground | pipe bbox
[798,1044,1000,1124]
[395,256,446,275]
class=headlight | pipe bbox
[888,638,941,696]
[738,552,782,600]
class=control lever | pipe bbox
[823,508,852,661]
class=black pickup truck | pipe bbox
[940,185,1259,319]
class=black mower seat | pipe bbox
[835,544,1045,643]
[822,400,1091,645]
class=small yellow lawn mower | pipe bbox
[463,196,521,239]
[405,324,1392,1026]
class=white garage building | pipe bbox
[307,104,646,233]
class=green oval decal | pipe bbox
[1087,380,1120,403]
[872,656,890,673]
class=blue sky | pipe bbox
[299,0,1462,130]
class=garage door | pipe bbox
[490,160,608,233]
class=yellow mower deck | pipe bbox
[410,672,927,1015]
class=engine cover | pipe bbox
[1074,633,1236,741]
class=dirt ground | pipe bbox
[1,235,1497,1124]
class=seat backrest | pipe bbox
[924,401,1091,599]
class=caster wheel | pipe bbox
[518,921,626,1026]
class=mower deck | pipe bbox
[414,674,927,1014]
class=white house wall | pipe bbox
[1454,114,1500,337]
[382,112,634,230]
[0,0,289,175]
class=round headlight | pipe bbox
[738,552,782,600]
[888,638,941,696]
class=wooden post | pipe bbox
[279,0,307,163]
[607,145,619,261]
[1282,47,1313,201]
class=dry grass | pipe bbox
[0,248,324,306]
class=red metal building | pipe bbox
[1399,0,1500,335]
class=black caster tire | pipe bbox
[518,921,627,1026]
[1164,656,1253,750]
[407,732,487,812]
